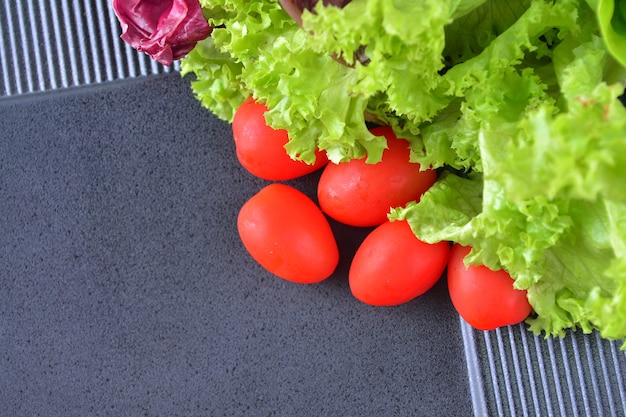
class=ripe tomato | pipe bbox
[237,184,339,284]
[232,98,328,180]
[349,220,450,306]
[317,126,437,227]
[447,244,532,330]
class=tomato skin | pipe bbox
[237,184,339,284]
[317,126,437,227]
[232,98,328,180]
[349,220,450,306]
[447,244,533,331]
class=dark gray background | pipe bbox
[0,74,472,416]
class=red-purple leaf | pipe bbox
[112,0,211,66]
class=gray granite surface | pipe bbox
[0,73,471,416]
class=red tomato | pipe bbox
[232,98,328,180]
[317,126,437,227]
[237,184,339,284]
[349,220,450,306]
[447,244,532,330]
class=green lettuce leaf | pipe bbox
[485,34,626,204]
[389,0,626,343]
[302,0,455,125]
[443,0,532,66]
[181,36,247,121]
[183,0,387,164]
[242,28,386,164]
[182,0,626,344]
[526,198,624,340]
[586,0,626,66]
[390,174,626,343]
[389,173,572,291]
[586,200,626,344]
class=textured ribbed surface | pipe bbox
[2,1,625,416]
[0,0,178,97]
[463,321,626,417]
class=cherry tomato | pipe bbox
[447,244,532,330]
[317,126,437,227]
[237,184,339,284]
[232,98,328,180]
[349,220,450,306]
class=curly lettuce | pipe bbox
[586,0,626,66]
[182,0,386,163]
[389,2,626,344]
[181,0,626,345]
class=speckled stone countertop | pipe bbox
[0,73,472,416]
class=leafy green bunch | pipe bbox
[181,0,626,346]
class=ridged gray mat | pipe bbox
[1,0,178,96]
